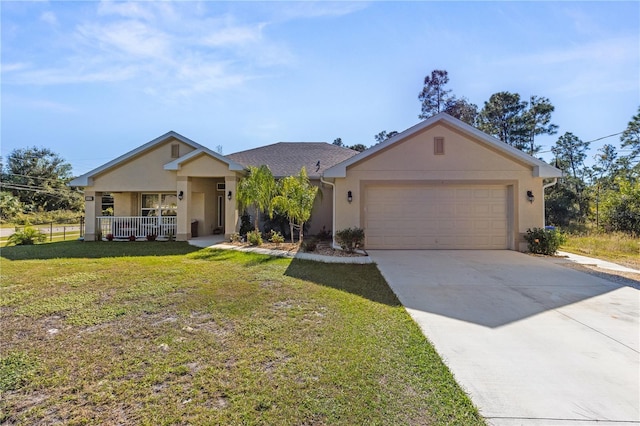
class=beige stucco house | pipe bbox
[70,113,562,251]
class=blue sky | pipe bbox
[2,1,638,176]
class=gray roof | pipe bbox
[226,142,358,178]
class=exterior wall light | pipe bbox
[347,190,353,203]
[526,190,534,203]
[178,191,184,201]
[228,191,232,201]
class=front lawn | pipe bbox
[0,241,483,425]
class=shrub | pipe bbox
[268,230,285,245]
[146,234,157,241]
[600,179,640,236]
[128,235,136,242]
[239,212,253,237]
[12,210,81,225]
[247,230,263,246]
[7,227,47,246]
[524,227,566,255]
[335,227,365,253]
[316,226,332,241]
[301,238,318,252]
[230,233,242,243]
[106,233,114,241]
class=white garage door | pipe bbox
[365,185,509,249]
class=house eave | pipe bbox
[163,148,245,172]
[323,113,563,179]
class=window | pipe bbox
[171,143,180,158]
[160,194,178,216]
[101,193,114,216]
[434,137,445,155]
[217,183,226,191]
[217,195,224,228]
[141,193,177,217]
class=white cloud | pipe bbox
[1,62,30,73]
[274,2,369,20]
[40,11,58,26]
[97,0,156,21]
[10,65,138,85]
[515,37,634,66]
[203,23,266,47]
[494,36,638,97]
[2,2,302,97]
[4,95,77,113]
[76,20,171,59]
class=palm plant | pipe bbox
[271,167,318,243]
[236,165,277,232]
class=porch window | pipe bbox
[141,193,177,217]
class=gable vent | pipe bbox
[171,143,180,158]
[434,137,445,155]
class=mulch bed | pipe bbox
[226,240,367,257]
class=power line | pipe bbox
[583,131,625,144]
[2,172,73,184]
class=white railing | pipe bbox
[97,216,177,239]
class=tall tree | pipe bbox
[552,132,590,179]
[271,167,319,243]
[374,130,398,144]
[236,165,277,231]
[0,192,23,221]
[551,132,591,221]
[1,147,82,212]
[443,97,479,126]
[477,91,529,149]
[348,143,368,152]
[418,69,453,119]
[620,106,640,163]
[523,96,558,154]
[332,138,344,147]
[478,92,557,153]
[591,144,619,188]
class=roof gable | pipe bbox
[323,113,562,178]
[164,147,245,172]
[69,131,244,186]
[227,142,358,178]
[69,131,206,187]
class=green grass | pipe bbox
[0,241,484,425]
[561,232,640,269]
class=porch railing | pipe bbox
[97,216,177,239]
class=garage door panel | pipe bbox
[365,185,509,249]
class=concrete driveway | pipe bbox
[369,250,639,426]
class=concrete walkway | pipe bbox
[553,250,639,274]
[369,250,640,426]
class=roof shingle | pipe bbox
[226,142,358,178]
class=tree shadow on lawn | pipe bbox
[0,240,200,260]
[284,258,402,307]
[188,248,283,267]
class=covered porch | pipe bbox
[69,131,247,242]
[83,175,240,242]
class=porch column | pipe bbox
[84,191,102,241]
[224,176,239,240]
[176,177,192,241]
